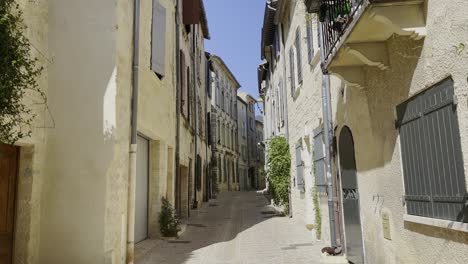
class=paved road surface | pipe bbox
[135,191,324,264]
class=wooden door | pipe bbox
[0,144,19,264]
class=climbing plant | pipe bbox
[266,136,291,214]
[0,0,44,144]
[312,152,322,240]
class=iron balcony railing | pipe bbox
[319,0,366,64]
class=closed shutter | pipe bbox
[187,67,191,122]
[306,18,314,64]
[295,28,303,83]
[211,112,217,146]
[317,19,321,48]
[295,143,304,190]
[289,48,295,94]
[183,0,200,25]
[196,155,202,191]
[180,51,188,117]
[313,127,327,192]
[397,78,467,222]
[151,1,166,77]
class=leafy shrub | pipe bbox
[0,0,44,143]
[158,197,180,237]
[266,136,291,213]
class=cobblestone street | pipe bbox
[135,192,324,264]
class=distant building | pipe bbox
[209,55,241,192]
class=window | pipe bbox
[306,17,314,64]
[397,78,467,222]
[295,28,303,84]
[289,47,296,94]
[151,0,166,77]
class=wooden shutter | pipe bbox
[183,0,200,25]
[313,127,327,192]
[187,67,191,121]
[397,78,467,222]
[180,51,188,117]
[295,143,304,190]
[295,28,303,83]
[306,19,314,64]
[151,0,166,76]
[289,48,295,94]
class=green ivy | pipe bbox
[266,136,291,214]
[0,0,43,144]
[312,152,322,240]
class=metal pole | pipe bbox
[127,0,140,262]
[175,0,182,218]
[319,18,337,248]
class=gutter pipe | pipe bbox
[126,0,140,263]
[175,0,182,216]
[319,18,337,248]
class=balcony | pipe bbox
[319,0,427,89]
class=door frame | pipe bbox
[136,133,150,243]
[336,126,366,263]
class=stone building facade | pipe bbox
[260,0,468,264]
[0,0,212,263]
[237,97,249,191]
[238,92,262,189]
[209,55,241,192]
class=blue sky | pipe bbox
[204,0,265,100]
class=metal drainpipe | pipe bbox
[192,24,198,207]
[319,19,337,248]
[126,0,140,263]
[175,0,182,220]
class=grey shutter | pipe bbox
[313,127,327,192]
[295,29,303,83]
[397,78,467,222]
[306,19,314,64]
[211,112,217,146]
[317,19,321,48]
[295,143,304,190]
[289,48,295,94]
[151,1,166,76]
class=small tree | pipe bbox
[158,197,180,237]
[266,136,291,213]
[0,0,44,144]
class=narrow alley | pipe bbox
[135,192,324,264]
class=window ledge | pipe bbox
[403,214,468,233]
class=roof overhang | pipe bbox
[200,0,210,39]
[260,0,278,60]
[209,55,241,89]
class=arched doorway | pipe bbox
[338,127,364,264]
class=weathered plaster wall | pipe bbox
[13,0,50,263]
[331,1,468,263]
[38,0,131,263]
